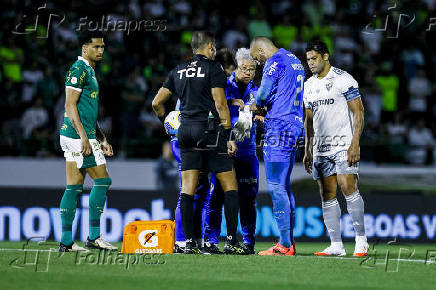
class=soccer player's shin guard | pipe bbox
[89,177,111,240]
[223,190,239,239]
[60,184,83,246]
[180,193,194,241]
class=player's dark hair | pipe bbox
[215,48,236,70]
[306,40,329,56]
[191,31,215,51]
[78,30,104,47]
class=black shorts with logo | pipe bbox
[178,121,233,173]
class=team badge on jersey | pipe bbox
[326,82,333,91]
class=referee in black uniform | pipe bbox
[152,31,243,254]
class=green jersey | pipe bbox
[60,56,99,139]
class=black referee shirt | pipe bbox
[163,54,227,124]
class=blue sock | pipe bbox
[286,167,296,244]
[265,161,295,248]
[204,174,224,244]
[172,139,185,242]
[193,172,209,240]
[288,194,296,244]
[175,173,209,242]
[174,194,185,242]
[235,154,259,246]
[268,181,291,247]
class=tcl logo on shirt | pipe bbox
[177,67,205,79]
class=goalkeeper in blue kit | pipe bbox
[250,37,305,256]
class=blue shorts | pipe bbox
[263,119,303,162]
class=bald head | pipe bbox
[249,37,278,65]
[250,37,276,50]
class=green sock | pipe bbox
[89,177,112,240]
[60,184,83,246]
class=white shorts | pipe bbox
[312,150,359,180]
[60,135,106,169]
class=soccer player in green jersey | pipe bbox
[59,30,117,252]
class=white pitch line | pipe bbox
[0,248,58,253]
[0,248,434,264]
[282,255,436,264]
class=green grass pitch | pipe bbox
[1,241,435,290]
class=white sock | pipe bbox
[355,235,367,244]
[331,241,344,248]
[345,191,366,237]
[322,198,343,243]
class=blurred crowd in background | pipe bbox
[1,0,435,166]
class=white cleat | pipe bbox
[86,237,118,251]
[354,236,369,257]
[59,242,89,253]
[314,243,346,256]
[72,243,89,252]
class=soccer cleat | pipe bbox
[202,242,223,254]
[174,243,185,254]
[353,236,369,257]
[59,242,89,253]
[223,237,245,255]
[314,243,346,256]
[85,237,118,251]
[258,242,296,256]
[185,240,209,254]
[242,243,255,255]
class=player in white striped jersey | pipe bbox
[303,40,368,257]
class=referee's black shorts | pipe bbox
[178,122,233,173]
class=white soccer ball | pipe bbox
[164,111,181,136]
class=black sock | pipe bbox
[193,200,202,240]
[180,193,194,241]
[224,190,239,239]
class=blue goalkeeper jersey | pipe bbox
[225,72,258,157]
[256,48,305,126]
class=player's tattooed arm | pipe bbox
[96,122,114,157]
[347,97,364,166]
[65,87,92,156]
[152,87,172,122]
[303,108,314,174]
